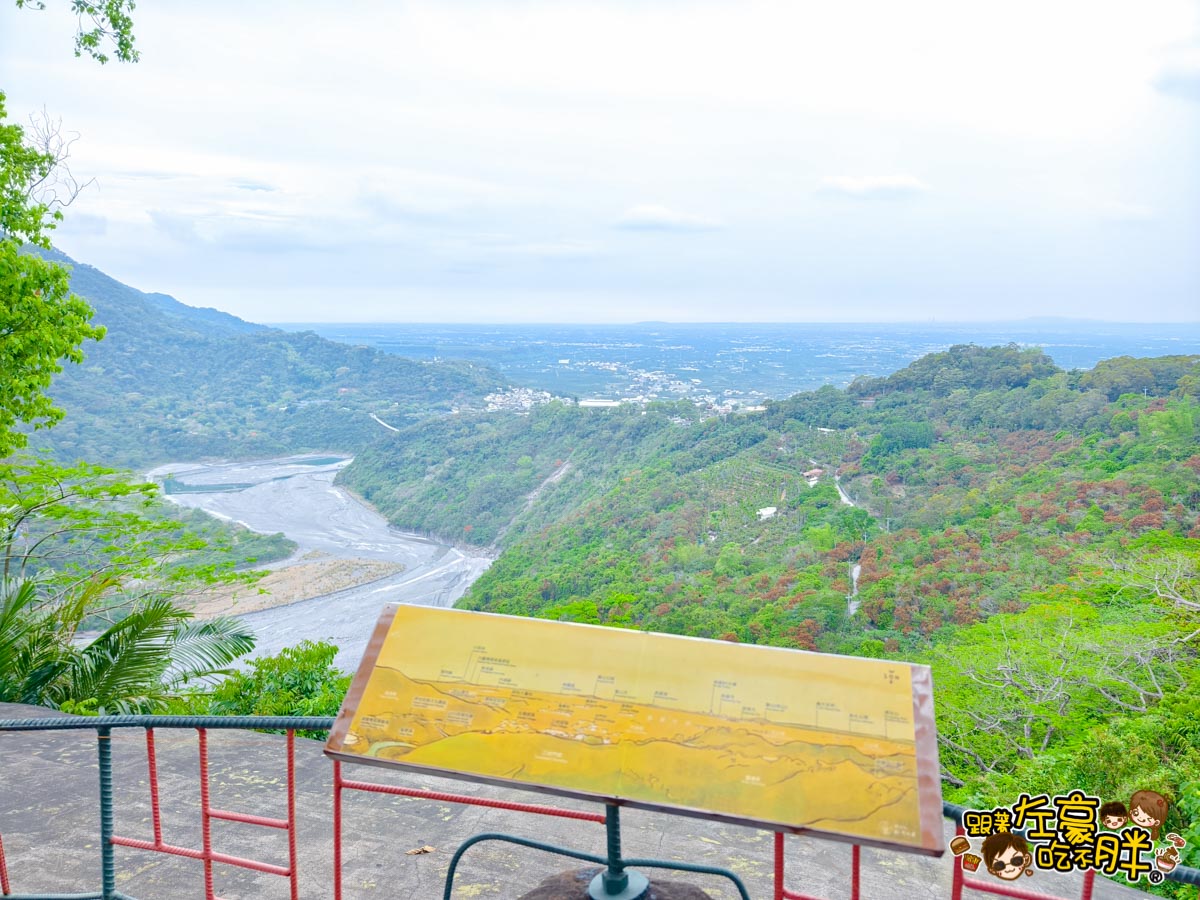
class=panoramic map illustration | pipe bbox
[327,606,943,852]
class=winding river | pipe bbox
[147,456,493,670]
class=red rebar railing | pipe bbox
[106,727,301,900]
[331,759,607,900]
[0,834,10,896]
[773,827,1106,900]
[774,833,860,900]
[948,824,1096,900]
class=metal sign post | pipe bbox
[439,802,749,900]
[590,805,649,899]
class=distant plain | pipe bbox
[276,322,1200,402]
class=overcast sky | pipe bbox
[2,1,1198,323]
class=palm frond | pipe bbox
[2,577,256,712]
[163,616,256,690]
[0,579,69,704]
[63,598,183,711]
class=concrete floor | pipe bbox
[0,703,1150,900]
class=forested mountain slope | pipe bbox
[343,347,1200,855]
[345,347,1199,645]
[29,249,508,466]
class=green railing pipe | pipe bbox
[442,830,751,900]
[96,728,115,900]
[0,715,335,732]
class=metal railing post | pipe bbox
[599,804,629,894]
[1,831,12,895]
[950,825,965,900]
[773,832,784,900]
[96,727,115,900]
[332,761,343,900]
[1080,868,1095,900]
[144,730,163,846]
[196,728,215,900]
[286,731,299,900]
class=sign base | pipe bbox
[588,869,649,900]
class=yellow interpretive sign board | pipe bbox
[326,605,944,855]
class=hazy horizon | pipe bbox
[263,319,1200,399]
[268,317,1200,327]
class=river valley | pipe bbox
[147,456,493,670]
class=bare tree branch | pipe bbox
[1096,549,1200,613]
[23,108,95,213]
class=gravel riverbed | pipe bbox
[147,455,493,671]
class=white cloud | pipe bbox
[494,240,599,260]
[2,0,1197,323]
[1098,202,1155,223]
[148,210,199,243]
[56,213,108,237]
[614,205,720,232]
[818,175,931,198]
[1155,54,1200,102]
[231,178,277,192]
